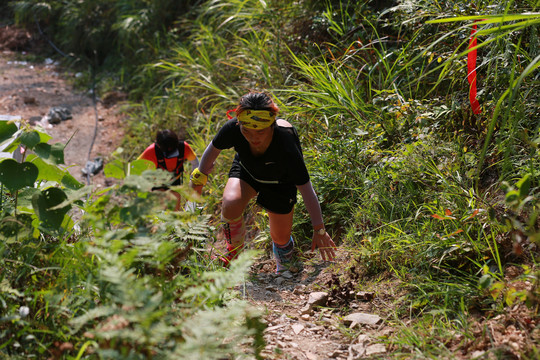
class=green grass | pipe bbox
[3,0,539,358]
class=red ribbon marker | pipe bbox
[226,107,240,119]
[467,21,482,114]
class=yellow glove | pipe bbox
[190,168,208,186]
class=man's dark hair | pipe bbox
[156,129,178,151]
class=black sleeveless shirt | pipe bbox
[212,119,310,186]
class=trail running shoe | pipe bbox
[272,237,301,274]
[219,216,245,267]
[219,243,244,267]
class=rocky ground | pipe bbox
[236,250,397,360]
[1,24,538,360]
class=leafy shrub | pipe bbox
[0,123,264,358]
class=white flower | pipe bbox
[19,306,30,318]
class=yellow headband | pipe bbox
[237,110,276,129]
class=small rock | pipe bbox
[23,96,36,105]
[348,343,366,357]
[278,314,289,322]
[328,349,344,358]
[311,325,325,333]
[471,350,485,359]
[300,305,312,315]
[357,334,370,344]
[343,312,381,328]
[291,324,304,334]
[81,157,103,176]
[365,343,386,355]
[281,271,294,279]
[43,106,72,124]
[355,291,375,301]
[262,263,273,272]
[266,324,287,332]
[308,291,328,307]
[301,314,310,320]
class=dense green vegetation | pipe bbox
[1,0,539,358]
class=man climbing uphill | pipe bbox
[139,129,199,210]
[190,91,336,273]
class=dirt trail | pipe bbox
[241,255,397,360]
[0,49,124,188]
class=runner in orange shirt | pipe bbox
[139,129,199,210]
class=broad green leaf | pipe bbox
[505,190,519,205]
[0,138,22,154]
[0,121,18,143]
[490,282,505,301]
[516,174,531,199]
[26,155,64,183]
[123,174,156,193]
[52,185,93,209]
[25,154,83,189]
[62,172,84,190]
[31,187,71,230]
[20,131,41,148]
[0,159,39,192]
[16,187,41,208]
[478,274,493,290]
[104,159,126,179]
[33,142,66,165]
[130,159,155,176]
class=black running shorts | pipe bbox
[229,159,297,214]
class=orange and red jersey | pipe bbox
[138,142,196,172]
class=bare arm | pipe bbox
[190,143,221,195]
[297,181,323,227]
[297,181,337,261]
[198,143,221,175]
[189,157,200,169]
